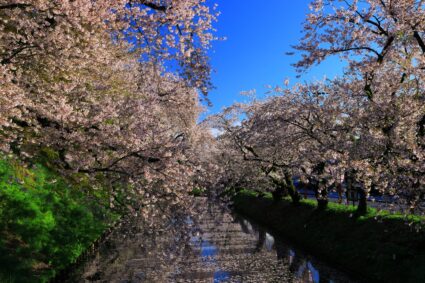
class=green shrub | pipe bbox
[0,156,117,282]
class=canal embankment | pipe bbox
[232,190,425,283]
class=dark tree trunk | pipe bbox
[310,162,329,210]
[271,185,285,202]
[269,173,299,205]
[317,198,329,210]
[357,188,367,215]
[256,190,265,198]
[312,178,328,210]
[284,172,301,205]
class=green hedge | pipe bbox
[232,191,425,283]
[0,157,117,282]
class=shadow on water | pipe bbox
[66,198,360,282]
[232,212,359,283]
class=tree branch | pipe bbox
[137,0,167,12]
[413,31,425,54]
[0,3,31,10]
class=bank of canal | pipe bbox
[66,198,358,282]
[232,192,425,283]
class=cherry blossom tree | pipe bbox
[208,94,312,205]
[0,0,219,216]
[0,0,217,150]
[291,0,425,212]
[207,71,424,214]
[293,0,425,76]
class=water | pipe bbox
[67,198,360,282]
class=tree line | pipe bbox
[206,0,425,215]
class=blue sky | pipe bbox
[205,0,345,115]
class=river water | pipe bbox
[67,198,360,282]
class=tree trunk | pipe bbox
[284,172,301,205]
[357,188,367,215]
[272,185,285,202]
[313,179,328,210]
[317,198,329,210]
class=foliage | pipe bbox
[189,187,206,196]
[0,156,117,282]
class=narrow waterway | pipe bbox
[67,198,360,282]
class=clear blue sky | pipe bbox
[205,0,344,115]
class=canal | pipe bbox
[66,198,360,282]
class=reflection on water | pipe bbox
[231,214,359,283]
[67,198,359,282]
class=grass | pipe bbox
[0,156,119,282]
[232,189,425,283]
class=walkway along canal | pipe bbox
[66,198,359,282]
